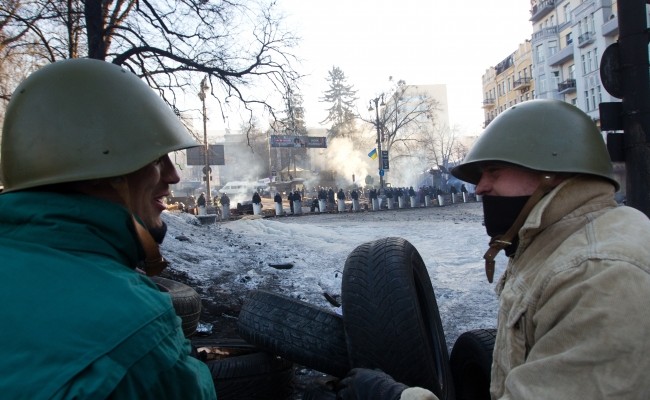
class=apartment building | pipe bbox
[482,0,622,125]
[532,0,619,120]
[481,41,534,128]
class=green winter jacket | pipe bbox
[492,176,650,399]
[0,191,216,400]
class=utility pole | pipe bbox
[618,0,650,216]
[198,76,211,204]
[600,0,650,216]
[369,94,385,189]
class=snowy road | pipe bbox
[161,200,506,349]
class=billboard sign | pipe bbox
[270,135,327,148]
[186,145,225,165]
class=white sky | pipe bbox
[276,0,533,135]
[161,201,507,349]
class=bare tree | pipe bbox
[361,79,440,164]
[418,123,467,171]
[0,0,301,129]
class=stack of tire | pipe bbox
[237,237,496,400]
[152,276,293,400]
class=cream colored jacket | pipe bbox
[491,176,650,399]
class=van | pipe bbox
[217,181,252,196]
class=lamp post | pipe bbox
[369,94,385,189]
[198,76,211,204]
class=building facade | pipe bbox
[482,41,534,128]
[482,0,622,125]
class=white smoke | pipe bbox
[322,137,373,188]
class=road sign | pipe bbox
[381,151,389,170]
[379,169,385,176]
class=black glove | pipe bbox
[337,368,408,400]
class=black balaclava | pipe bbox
[148,221,168,245]
[482,195,531,256]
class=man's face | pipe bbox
[125,154,180,228]
[475,164,542,197]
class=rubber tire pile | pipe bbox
[237,237,495,400]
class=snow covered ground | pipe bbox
[160,199,507,349]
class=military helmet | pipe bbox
[1,58,199,192]
[451,99,618,190]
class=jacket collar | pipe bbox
[0,191,143,268]
[515,176,618,257]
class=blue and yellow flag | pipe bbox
[368,148,378,160]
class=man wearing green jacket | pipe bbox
[0,59,216,399]
[337,100,650,399]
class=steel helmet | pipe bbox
[451,99,618,190]
[1,58,199,192]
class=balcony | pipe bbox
[578,32,595,48]
[548,44,574,66]
[532,26,559,42]
[530,0,555,22]
[558,79,576,94]
[602,16,618,37]
[482,98,496,108]
[513,77,532,92]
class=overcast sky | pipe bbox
[275,0,533,135]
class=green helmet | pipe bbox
[451,99,618,190]
[1,58,199,192]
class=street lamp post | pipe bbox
[198,76,211,204]
[369,94,385,189]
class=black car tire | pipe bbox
[192,338,293,400]
[449,328,496,400]
[237,290,350,377]
[341,237,455,400]
[151,276,202,338]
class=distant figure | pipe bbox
[273,192,283,217]
[220,193,230,208]
[252,192,261,204]
[197,192,207,215]
[293,190,302,215]
[460,184,468,193]
[288,191,294,214]
[327,188,335,210]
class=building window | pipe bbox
[569,64,575,79]
[563,4,572,24]
[536,44,545,63]
[584,91,590,110]
[591,88,597,111]
[539,74,547,93]
[581,54,587,75]
[597,85,603,103]
[549,40,558,57]
[566,32,573,46]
